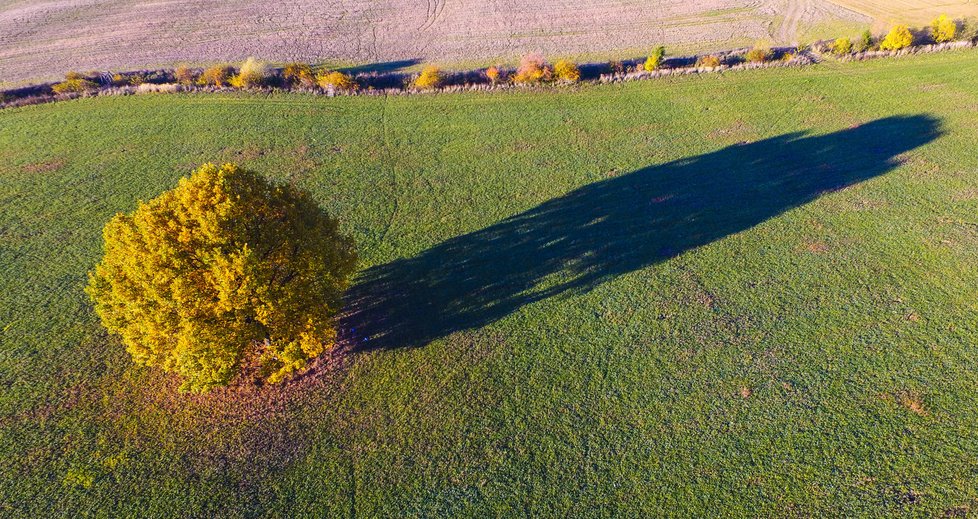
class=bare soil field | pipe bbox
[827,0,978,26]
[0,0,871,84]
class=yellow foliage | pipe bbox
[745,43,771,63]
[230,57,269,89]
[283,62,315,87]
[414,65,444,89]
[931,15,956,43]
[644,46,666,72]
[513,53,552,84]
[316,70,357,91]
[831,37,853,56]
[553,60,580,83]
[880,25,914,51]
[86,163,357,392]
[52,72,96,94]
[198,65,232,87]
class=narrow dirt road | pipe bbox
[775,0,808,44]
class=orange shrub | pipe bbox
[198,65,233,87]
[174,65,196,86]
[414,65,444,89]
[696,55,722,68]
[745,43,771,63]
[513,53,551,84]
[283,62,315,87]
[486,66,503,84]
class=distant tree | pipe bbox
[485,66,504,84]
[746,42,771,63]
[87,163,357,392]
[644,46,666,71]
[931,14,957,43]
[880,25,914,50]
[198,65,233,87]
[831,37,853,56]
[174,65,196,86]
[229,57,270,88]
[316,70,357,91]
[283,62,315,88]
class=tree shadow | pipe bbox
[343,115,941,351]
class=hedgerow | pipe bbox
[51,72,97,94]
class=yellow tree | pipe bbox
[87,163,357,392]
[931,15,956,43]
[880,25,914,50]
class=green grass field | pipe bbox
[3,50,978,516]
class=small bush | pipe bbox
[880,25,914,51]
[696,55,722,68]
[111,73,126,86]
[855,30,874,52]
[198,65,233,87]
[831,37,853,56]
[414,65,445,89]
[485,66,503,84]
[283,62,315,88]
[229,57,269,89]
[174,65,196,86]
[513,53,552,84]
[128,73,148,86]
[962,18,978,42]
[86,163,357,392]
[608,60,625,75]
[553,60,580,83]
[745,43,771,63]
[136,83,181,94]
[931,15,956,43]
[316,70,357,91]
[52,72,97,94]
[644,46,666,71]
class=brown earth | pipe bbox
[0,0,900,84]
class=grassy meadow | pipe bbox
[2,50,978,516]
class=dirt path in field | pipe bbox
[777,0,803,44]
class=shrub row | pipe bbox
[4,15,977,108]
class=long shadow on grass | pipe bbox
[344,115,940,351]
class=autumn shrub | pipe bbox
[198,65,233,87]
[831,37,853,56]
[86,163,357,392]
[553,60,580,83]
[283,62,315,88]
[745,43,771,63]
[880,25,914,51]
[961,18,978,42]
[644,46,666,71]
[608,60,625,75]
[128,73,147,86]
[229,57,269,89]
[931,15,956,43]
[174,65,196,86]
[485,66,503,84]
[513,53,552,84]
[696,55,722,68]
[51,72,97,94]
[316,70,357,91]
[855,30,874,52]
[414,65,445,89]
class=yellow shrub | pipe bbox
[513,53,551,84]
[86,163,357,392]
[283,62,315,87]
[414,65,444,89]
[831,37,853,56]
[931,15,956,43]
[111,73,126,86]
[316,70,357,91]
[553,60,580,83]
[229,57,269,89]
[198,65,232,87]
[52,72,97,94]
[745,43,771,63]
[880,25,914,51]
[696,55,722,68]
[644,46,666,71]
[174,65,196,86]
